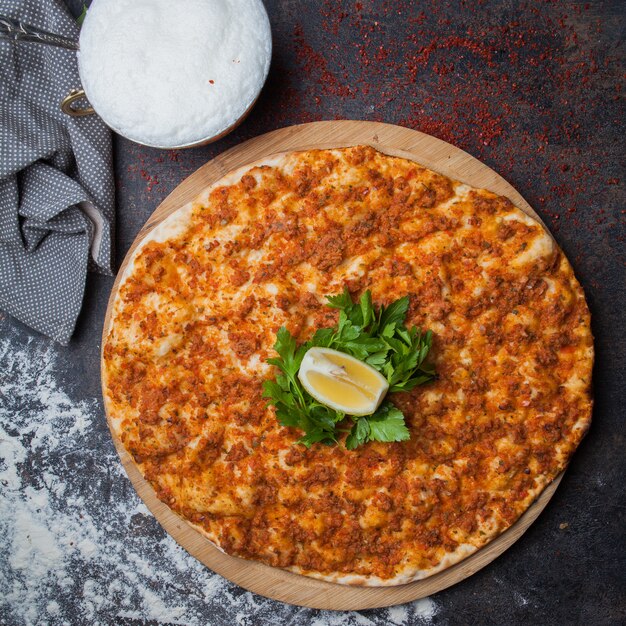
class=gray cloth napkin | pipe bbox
[0,0,114,345]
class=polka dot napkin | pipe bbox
[0,0,114,345]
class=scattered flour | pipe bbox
[0,326,440,624]
[378,598,437,626]
[78,0,272,147]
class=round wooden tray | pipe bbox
[102,121,562,610]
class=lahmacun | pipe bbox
[102,146,593,586]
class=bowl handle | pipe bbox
[61,89,95,117]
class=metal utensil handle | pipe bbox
[0,15,79,51]
[60,89,95,116]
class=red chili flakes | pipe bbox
[293,23,355,99]
[140,169,160,193]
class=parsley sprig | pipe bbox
[262,289,436,449]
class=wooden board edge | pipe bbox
[113,431,562,610]
[100,120,566,610]
[143,120,547,228]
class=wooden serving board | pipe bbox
[102,121,562,610]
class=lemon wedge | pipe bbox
[297,347,389,416]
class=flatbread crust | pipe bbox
[102,146,593,586]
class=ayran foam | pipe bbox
[78,0,272,147]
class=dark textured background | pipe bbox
[2,0,625,624]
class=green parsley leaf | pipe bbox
[367,403,410,443]
[346,417,371,450]
[345,402,410,448]
[299,428,336,448]
[263,290,436,449]
[378,295,409,329]
[359,290,375,329]
[310,327,335,347]
[326,287,354,312]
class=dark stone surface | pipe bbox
[2,1,624,624]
